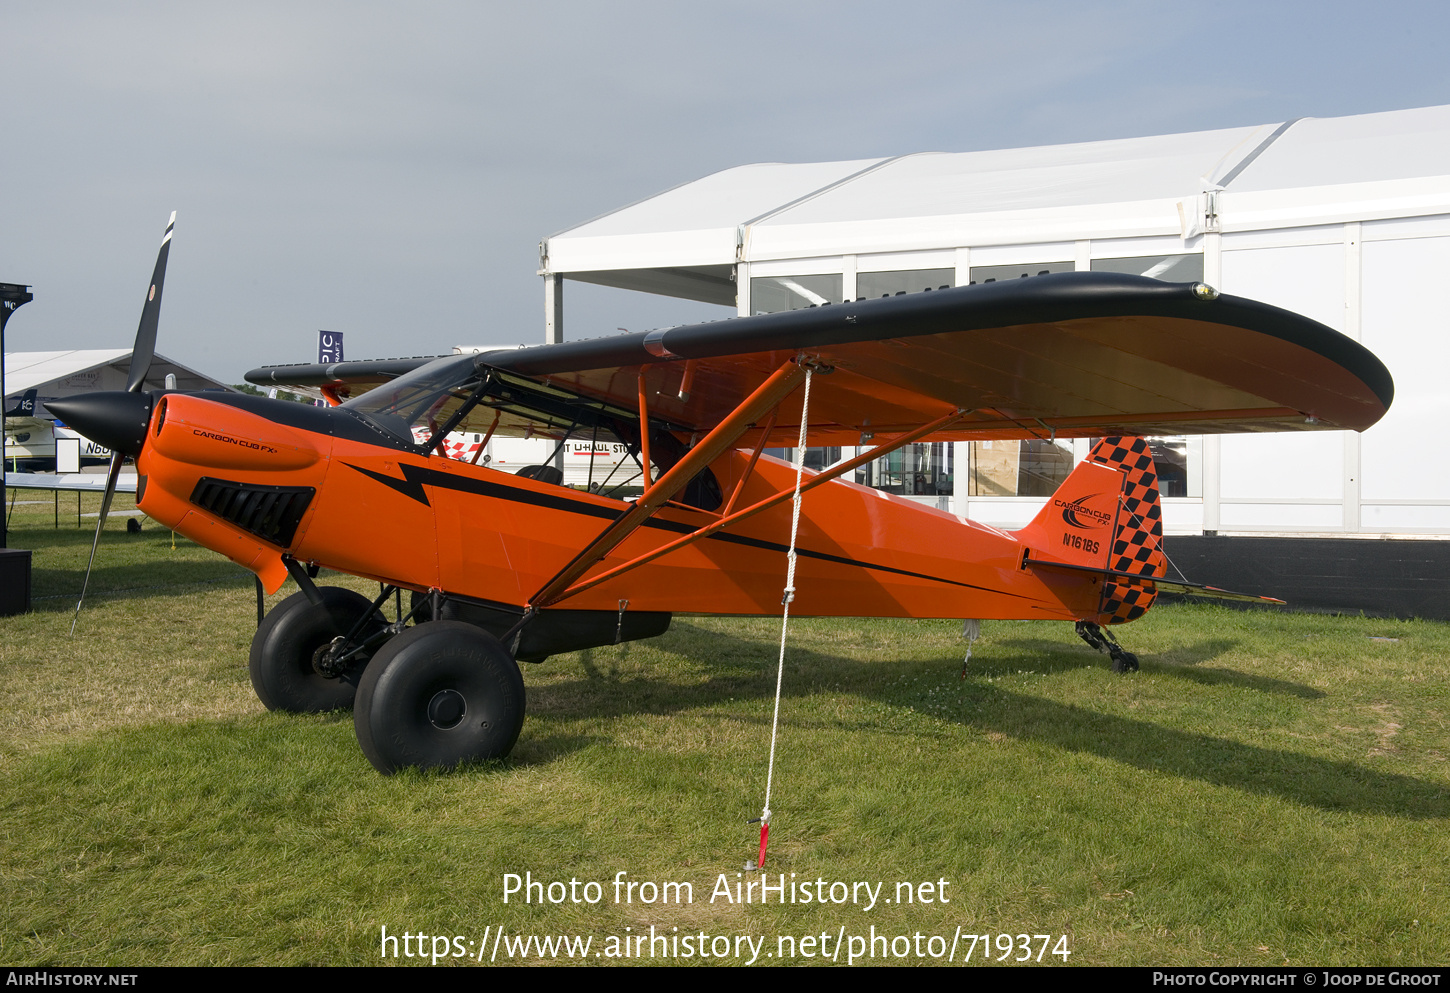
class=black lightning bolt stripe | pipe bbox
[344,462,434,505]
[341,461,1034,598]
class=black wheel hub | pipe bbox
[353,620,526,774]
[427,689,467,729]
[312,637,349,678]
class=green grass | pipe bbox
[1,493,1447,966]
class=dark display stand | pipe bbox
[0,547,32,615]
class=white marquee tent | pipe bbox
[4,349,228,401]
[541,104,1450,539]
[3,349,233,475]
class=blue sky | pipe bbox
[3,1,1447,381]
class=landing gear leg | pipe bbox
[249,588,388,711]
[1074,620,1139,673]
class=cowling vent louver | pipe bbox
[190,477,315,548]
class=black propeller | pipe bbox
[55,212,174,634]
[127,213,173,393]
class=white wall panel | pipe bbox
[1359,237,1450,502]
[1219,504,1343,529]
[1220,225,1344,251]
[1363,214,1450,241]
[1362,505,1450,530]
[1220,242,1345,329]
[747,257,847,277]
[962,499,1042,530]
[1217,242,1348,508]
[856,249,957,271]
[1161,501,1204,533]
[1091,234,1201,258]
[1220,432,1344,500]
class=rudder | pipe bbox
[1018,436,1166,625]
[1086,436,1166,624]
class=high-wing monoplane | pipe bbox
[49,216,1393,774]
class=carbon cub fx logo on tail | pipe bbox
[1056,494,1114,531]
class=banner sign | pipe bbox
[318,330,343,364]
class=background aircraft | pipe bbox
[4,393,114,471]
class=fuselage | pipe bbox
[127,390,1103,622]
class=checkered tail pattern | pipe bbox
[1086,436,1166,625]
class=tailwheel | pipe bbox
[1074,620,1139,674]
[353,621,526,774]
[249,588,388,712]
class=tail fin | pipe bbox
[1019,436,1166,625]
[4,389,37,419]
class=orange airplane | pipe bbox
[50,216,1393,774]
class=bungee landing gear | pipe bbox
[249,587,389,712]
[1075,620,1140,673]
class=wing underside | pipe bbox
[245,273,1393,446]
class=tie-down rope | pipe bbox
[755,363,813,868]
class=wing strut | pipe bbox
[529,359,808,609]
[538,404,969,607]
[722,407,778,516]
[637,373,653,489]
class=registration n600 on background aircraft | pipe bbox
[50,216,1393,774]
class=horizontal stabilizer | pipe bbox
[1024,556,1285,605]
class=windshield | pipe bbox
[341,354,480,447]
[338,354,720,506]
[340,354,635,455]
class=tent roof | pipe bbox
[4,349,232,406]
[544,105,1450,282]
[1229,104,1450,192]
[5,349,130,393]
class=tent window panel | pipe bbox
[968,438,1197,499]
[852,442,952,496]
[1082,435,1200,499]
[750,274,843,315]
[1144,436,1200,499]
[766,447,842,472]
[968,439,1073,497]
[968,261,1073,284]
[1091,254,1204,282]
[856,268,954,300]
